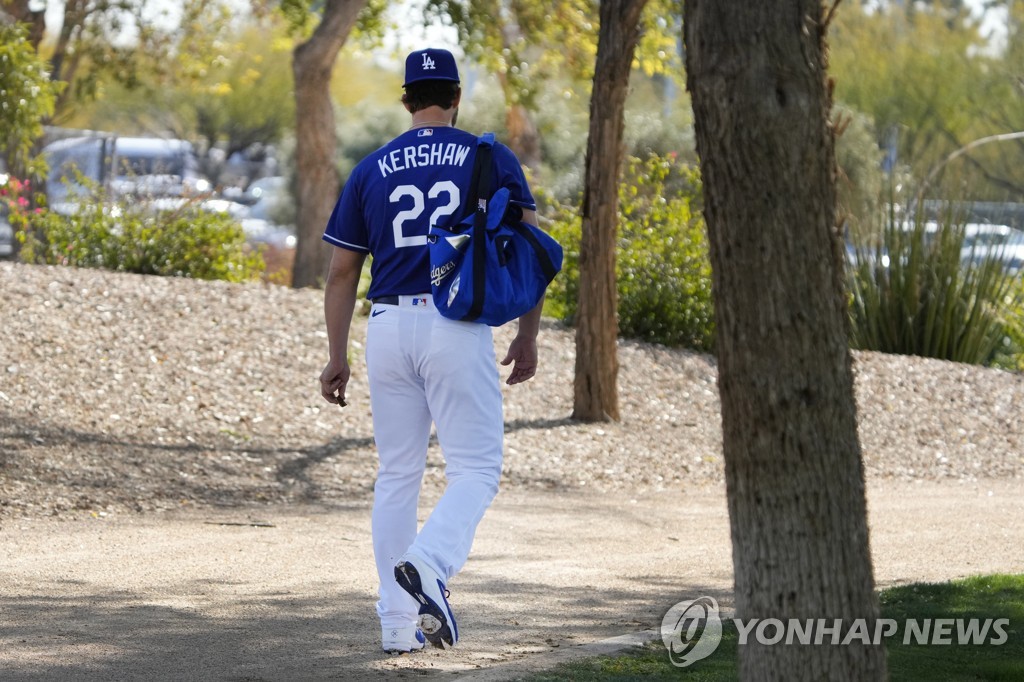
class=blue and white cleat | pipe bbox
[394,555,459,649]
[381,625,426,654]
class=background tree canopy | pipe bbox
[3,0,1022,360]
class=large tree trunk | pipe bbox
[290,0,366,288]
[684,2,886,680]
[572,0,648,422]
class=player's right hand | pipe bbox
[319,359,350,406]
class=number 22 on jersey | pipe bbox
[389,181,461,248]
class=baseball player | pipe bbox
[318,48,543,653]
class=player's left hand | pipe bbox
[500,336,538,385]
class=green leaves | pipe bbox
[543,152,715,351]
[0,23,63,179]
[847,204,1024,366]
[14,179,265,282]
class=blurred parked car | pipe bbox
[0,211,13,259]
[202,177,296,251]
[961,223,1015,252]
[108,137,210,197]
[961,225,1024,274]
[43,134,210,212]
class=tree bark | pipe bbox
[290,0,366,288]
[684,1,886,679]
[572,0,649,422]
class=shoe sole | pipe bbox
[394,561,456,649]
[382,646,422,654]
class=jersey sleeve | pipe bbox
[492,143,536,211]
[322,168,371,253]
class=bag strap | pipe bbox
[510,222,560,284]
[466,133,494,322]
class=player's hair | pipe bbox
[402,80,461,113]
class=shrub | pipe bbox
[993,275,1024,372]
[1,23,63,180]
[12,180,264,282]
[541,153,715,352]
[847,205,1023,367]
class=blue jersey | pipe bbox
[323,127,536,300]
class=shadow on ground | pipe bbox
[0,577,732,681]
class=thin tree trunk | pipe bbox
[684,1,886,679]
[497,20,542,173]
[572,0,649,422]
[290,0,366,288]
[505,102,542,174]
[48,0,86,117]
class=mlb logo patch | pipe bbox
[418,128,434,137]
[413,297,428,306]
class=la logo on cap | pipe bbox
[404,48,460,86]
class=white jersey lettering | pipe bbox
[378,142,473,178]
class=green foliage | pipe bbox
[635,0,684,84]
[43,0,240,124]
[424,0,598,109]
[994,275,1024,372]
[834,104,885,242]
[829,1,1024,201]
[423,0,680,111]
[66,20,296,158]
[278,0,388,43]
[624,76,695,160]
[0,23,63,178]
[190,26,296,155]
[542,153,715,352]
[11,180,264,282]
[847,203,1023,366]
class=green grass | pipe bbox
[881,574,1024,681]
[524,574,1023,681]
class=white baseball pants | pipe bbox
[364,294,504,630]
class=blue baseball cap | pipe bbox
[404,48,460,87]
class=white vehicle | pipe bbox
[961,225,1024,274]
[238,176,296,249]
[43,134,210,212]
[108,137,210,197]
[0,212,13,259]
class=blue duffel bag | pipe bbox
[428,134,562,327]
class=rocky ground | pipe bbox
[1,261,1022,522]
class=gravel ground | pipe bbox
[1,261,1022,522]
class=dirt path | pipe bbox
[1,479,1022,681]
